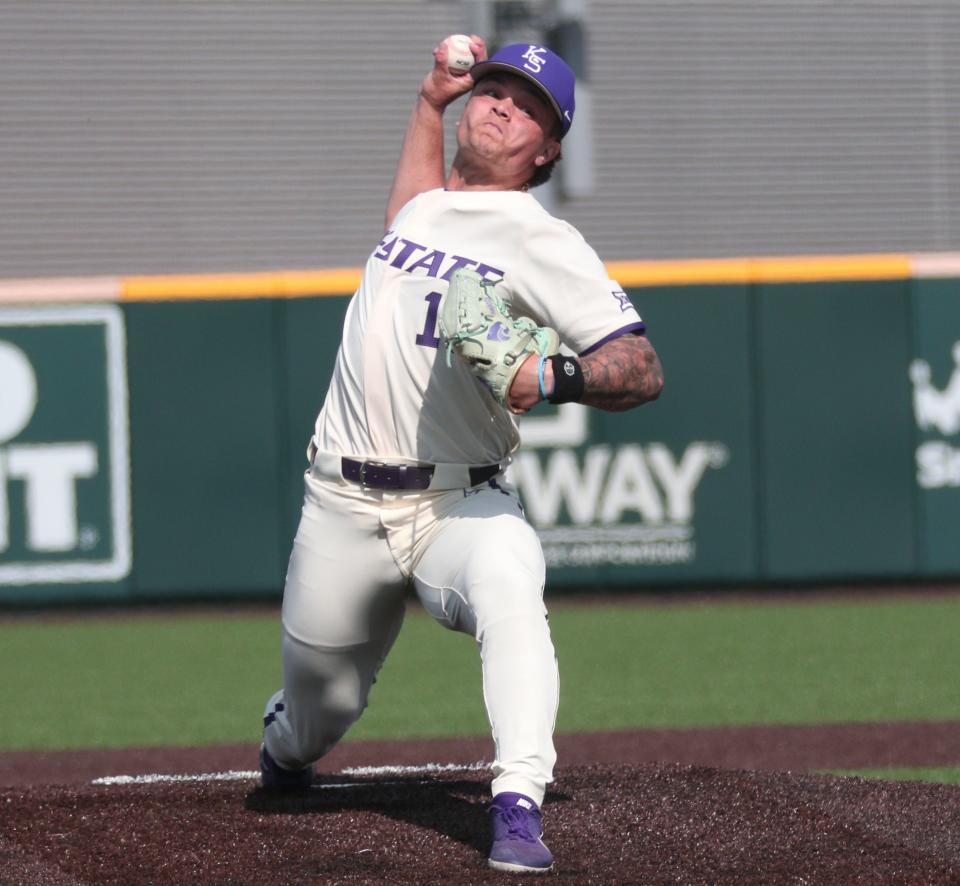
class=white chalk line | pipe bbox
[341,762,488,777]
[94,770,255,786]
[91,761,489,786]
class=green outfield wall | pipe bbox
[1,255,958,603]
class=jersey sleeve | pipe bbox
[504,219,645,356]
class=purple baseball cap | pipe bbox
[470,43,576,137]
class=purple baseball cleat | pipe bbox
[488,792,554,874]
[259,744,314,790]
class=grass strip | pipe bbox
[824,768,960,786]
[1,594,958,751]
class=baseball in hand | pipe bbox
[445,34,474,75]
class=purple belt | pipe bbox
[341,458,500,491]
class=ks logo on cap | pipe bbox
[521,45,548,74]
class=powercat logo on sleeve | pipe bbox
[510,404,728,567]
[0,306,131,585]
[910,341,960,488]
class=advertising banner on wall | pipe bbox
[512,405,732,573]
[0,305,130,592]
[911,278,960,573]
[510,285,759,586]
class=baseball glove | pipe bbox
[439,268,559,408]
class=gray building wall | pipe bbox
[0,1,957,277]
[581,1,959,260]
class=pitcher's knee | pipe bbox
[320,675,369,730]
[284,672,368,759]
[281,634,374,758]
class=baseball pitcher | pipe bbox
[259,35,664,874]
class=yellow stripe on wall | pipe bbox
[608,253,912,287]
[0,252,952,305]
[606,258,754,287]
[748,253,911,283]
[121,268,362,301]
[118,252,916,302]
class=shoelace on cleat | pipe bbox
[496,805,542,843]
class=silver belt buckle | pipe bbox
[358,461,368,487]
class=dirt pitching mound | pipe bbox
[3,763,960,885]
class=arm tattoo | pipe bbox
[580,335,664,412]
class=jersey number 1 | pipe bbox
[415,291,442,349]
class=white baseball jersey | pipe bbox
[313,188,645,467]
[267,189,646,808]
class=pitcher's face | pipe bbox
[457,74,561,182]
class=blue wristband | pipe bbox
[537,355,548,400]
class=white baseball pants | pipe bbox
[262,468,559,805]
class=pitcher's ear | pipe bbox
[536,140,561,166]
